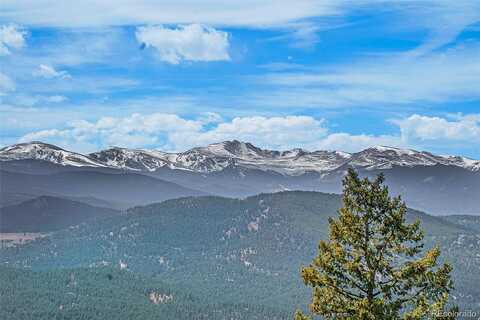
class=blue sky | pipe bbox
[0,1,479,158]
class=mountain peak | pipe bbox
[89,147,172,171]
[199,140,272,159]
[1,141,64,152]
[366,145,417,155]
[0,141,106,167]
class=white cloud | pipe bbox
[313,133,404,152]
[136,24,230,64]
[16,112,480,156]
[394,114,480,142]
[20,128,67,141]
[18,113,328,152]
[33,64,71,79]
[20,113,202,151]
[0,24,26,56]
[189,116,327,150]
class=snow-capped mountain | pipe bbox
[89,141,353,174]
[89,147,175,171]
[88,143,238,172]
[1,140,479,174]
[88,141,479,174]
[347,146,480,171]
[190,141,353,174]
[0,142,107,168]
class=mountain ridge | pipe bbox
[2,140,479,174]
[0,195,119,232]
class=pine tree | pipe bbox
[296,168,456,320]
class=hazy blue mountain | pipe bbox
[0,195,120,232]
[0,192,128,210]
[0,169,207,206]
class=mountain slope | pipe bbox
[0,195,119,232]
[0,266,288,320]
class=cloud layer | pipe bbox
[19,114,327,152]
[17,113,480,156]
[0,1,339,27]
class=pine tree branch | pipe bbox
[325,283,363,300]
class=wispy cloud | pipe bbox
[252,42,480,108]
[33,64,71,79]
[0,1,340,28]
[398,0,480,56]
[13,94,68,106]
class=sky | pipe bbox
[0,1,479,158]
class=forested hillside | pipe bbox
[0,267,288,320]
[1,191,479,317]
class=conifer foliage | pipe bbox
[296,169,456,319]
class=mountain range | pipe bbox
[2,140,479,173]
[1,140,479,215]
